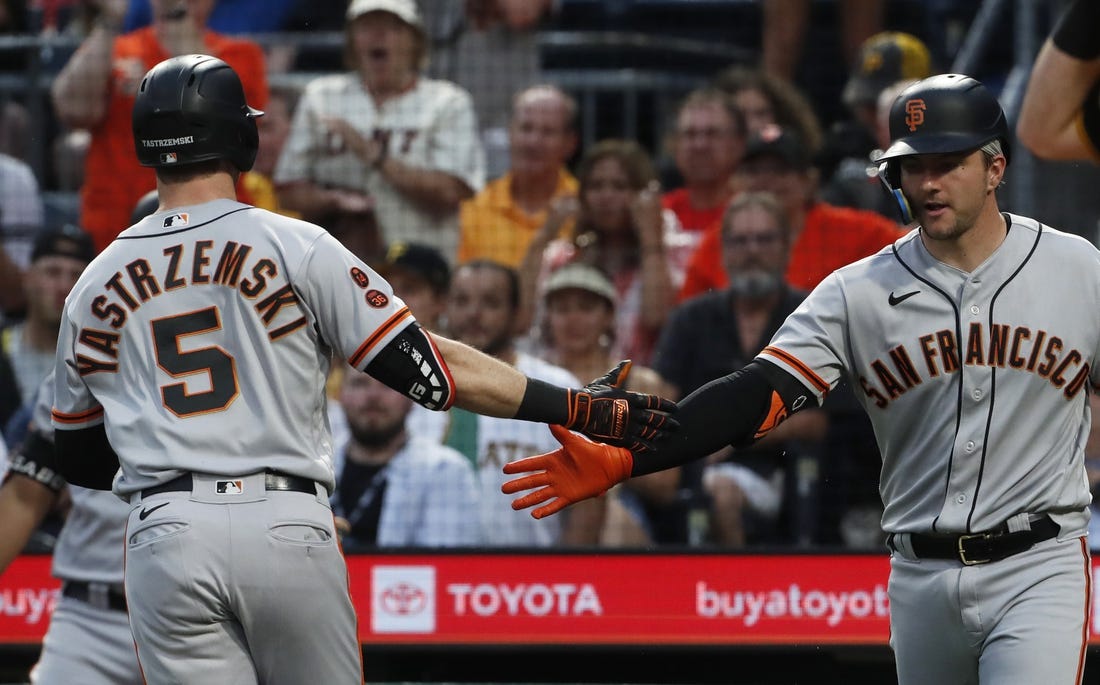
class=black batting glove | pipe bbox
[563,360,679,452]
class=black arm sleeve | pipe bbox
[630,359,818,477]
[1052,0,1100,60]
[4,428,66,493]
[365,322,454,411]
[55,424,120,490]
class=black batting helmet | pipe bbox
[132,54,263,171]
[878,73,1010,168]
[876,74,1009,223]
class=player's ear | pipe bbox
[986,153,1007,191]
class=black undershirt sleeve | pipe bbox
[55,424,120,491]
[630,359,820,477]
[1080,80,1100,158]
[3,428,66,492]
[1051,0,1100,60]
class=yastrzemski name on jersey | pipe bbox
[73,239,310,377]
[860,322,1090,408]
[55,200,414,494]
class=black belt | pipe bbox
[141,471,318,499]
[892,515,1060,566]
[62,581,127,612]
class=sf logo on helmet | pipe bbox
[905,99,926,132]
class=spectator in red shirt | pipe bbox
[679,125,904,300]
[661,88,746,234]
[51,0,268,253]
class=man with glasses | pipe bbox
[662,89,746,235]
[650,192,827,546]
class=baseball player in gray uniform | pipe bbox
[504,74,1095,685]
[49,54,674,685]
[0,374,140,685]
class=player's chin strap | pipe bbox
[877,159,914,224]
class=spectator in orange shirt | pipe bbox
[661,88,746,235]
[679,125,904,300]
[50,0,268,253]
[457,84,578,267]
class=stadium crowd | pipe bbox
[0,0,1084,554]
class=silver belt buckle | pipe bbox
[957,532,994,565]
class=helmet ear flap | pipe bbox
[890,188,914,224]
[877,159,914,224]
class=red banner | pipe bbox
[360,554,892,645]
[0,553,1095,646]
[0,556,59,645]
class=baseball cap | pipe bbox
[346,0,423,29]
[741,125,811,170]
[543,263,617,306]
[843,32,932,108]
[379,241,450,293]
[30,224,95,265]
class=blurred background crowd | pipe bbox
[2,0,1098,554]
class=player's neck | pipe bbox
[157,173,239,209]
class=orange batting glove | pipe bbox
[502,425,633,519]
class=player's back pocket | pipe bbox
[267,519,334,547]
[128,520,191,548]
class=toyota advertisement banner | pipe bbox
[1,553,1097,645]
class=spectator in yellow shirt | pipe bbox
[457,85,577,267]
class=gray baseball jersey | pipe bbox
[49,199,427,684]
[52,198,413,496]
[760,215,1095,537]
[759,214,1094,684]
[273,74,485,262]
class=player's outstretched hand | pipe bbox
[502,425,633,518]
[563,360,678,452]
